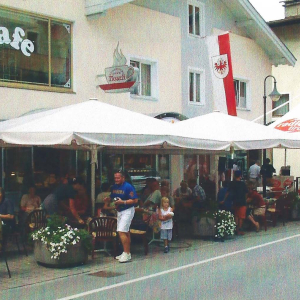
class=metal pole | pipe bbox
[263,75,277,198]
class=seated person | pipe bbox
[161,186,175,209]
[188,178,207,210]
[72,185,90,220]
[173,180,193,221]
[0,187,15,235]
[143,178,161,211]
[96,182,111,204]
[20,185,41,214]
[173,180,192,206]
[102,196,117,217]
[247,181,266,217]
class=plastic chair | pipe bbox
[26,209,47,233]
[254,206,267,231]
[266,195,291,226]
[88,217,117,258]
[130,214,151,255]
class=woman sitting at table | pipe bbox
[246,181,266,231]
[20,185,41,214]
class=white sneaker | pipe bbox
[115,252,124,260]
[119,252,131,263]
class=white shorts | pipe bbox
[117,206,135,232]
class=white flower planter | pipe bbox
[34,240,88,268]
[192,216,217,237]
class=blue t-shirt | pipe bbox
[110,182,137,212]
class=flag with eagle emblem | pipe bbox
[206,33,237,116]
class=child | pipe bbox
[158,197,174,253]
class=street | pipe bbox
[2,222,300,300]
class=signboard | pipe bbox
[98,43,138,93]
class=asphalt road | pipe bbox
[2,224,300,300]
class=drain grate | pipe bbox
[88,271,124,278]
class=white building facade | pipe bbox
[0,0,295,198]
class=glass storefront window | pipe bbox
[184,154,210,183]
[0,7,72,89]
[4,148,32,192]
[158,155,169,179]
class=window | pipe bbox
[0,8,72,90]
[130,59,157,99]
[189,70,204,104]
[234,79,247,109]
[272,94,289,117]
[188,1,204,37]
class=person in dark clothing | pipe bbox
[0,187,15,231]
[225,170,248,235]
[260,158,276,186]
[42,177,85,224]
[218,181,233,212]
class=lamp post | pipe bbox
[262,75,281,197]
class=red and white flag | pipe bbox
[206,33,237,116]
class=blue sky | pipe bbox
[249,0,285,21]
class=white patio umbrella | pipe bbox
[0,99,177,214]
[168,111,294,150]
[269,102,300,148]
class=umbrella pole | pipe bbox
[230,146,234,181]
[90,146,98,216]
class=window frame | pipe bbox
[129,56,158,101]
[188,0,205,38]
[188,67,205,106]
[0,6,73,93]
[234,78,250,110]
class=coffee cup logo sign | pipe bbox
[0,26,34,57]
[275,118,300,133]
[99,43,138,93]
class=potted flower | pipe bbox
[192,200,236,240]
[32,215,92,268]
[213,210,236,240]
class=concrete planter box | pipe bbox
[192,216,216,237]
[34,241,88,268]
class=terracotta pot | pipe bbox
[34,240,88,268]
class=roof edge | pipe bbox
[238,0,296,66]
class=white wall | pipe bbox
[0,1,181,119]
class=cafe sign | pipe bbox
[0,26,34,57]
[98,43,138,93]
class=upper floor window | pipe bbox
[189,69,204,104]
[234,79,247,109]
[188,1,204,37]
[0,8,72,90]
[272,94,289,117]
[130,59,158,100]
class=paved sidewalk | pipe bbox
[1,220,300,291]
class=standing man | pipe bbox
[248,160,261,189]
[110,170,138,263]
[260,158,276,187]
[227,170,248,235]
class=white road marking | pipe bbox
[58,233,300,300]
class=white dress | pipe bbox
[160,207,173,230]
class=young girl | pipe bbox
[158,197,174,253]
